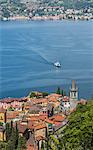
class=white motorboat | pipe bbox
[54,62,61,67]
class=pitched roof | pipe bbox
[7,111,19,119]
[0,97,28,103]
[47,94,62,103]
[31,98,48,105]
[63,96,70,102]
[34,123,46,130]
[45,118,54,124]
[50,114,65,122]
[47,93,62,98]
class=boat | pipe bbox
[54,62,61,67]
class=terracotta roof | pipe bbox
[0,97,28,103]
[48,97,58,102]
[47,93,62,98]
[45,118,54,124]
[7,111,19,119]
[50,114,65,122]
[47,94,62,103]
[27,116,39,121]
[31,98,48,105]
[34,123,46,130]
[63,96,70,102]
[39,115,47,120]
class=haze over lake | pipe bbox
[0,20,93,99]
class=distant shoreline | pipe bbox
[1,14,93,22]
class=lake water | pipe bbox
[0,20,93,99]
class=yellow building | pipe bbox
[0,108,6,123]
[0,126,6,141]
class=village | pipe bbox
[0,80,87,150]
[0,0,93,21]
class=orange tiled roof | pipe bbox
[47,93,62,98]
[34,123,46,130]
[7,111,19,119]
[39,115,47,120]
[27,116,40,121]
[0,97,28,103]
[47,94,62,103]
[48,97,58,102]
[50,114,65,122]
[45,118,54,124]
[31,98,48,105]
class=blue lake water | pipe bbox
[0,20,93,99]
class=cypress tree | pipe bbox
[61,89,64,96]
[6,123,11,141]
[15,122,19,148]
[56,87,61,94]
[17,136,27,150]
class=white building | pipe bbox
[69,80,78,100]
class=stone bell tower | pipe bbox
[69,80,78,100]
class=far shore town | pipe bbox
[0,80,87,150]
[0,4,93,21]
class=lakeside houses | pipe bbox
[0,0,93,21]
[2,11,93,21]
[0,2,93,21]
[0,80,87,149]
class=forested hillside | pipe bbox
[0,0,93,9]
[47,100,93,150]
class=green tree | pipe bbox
[2,8,10,18]
[61,89,64,96]
[8,106,14,111]
[0,122,3,126]
[6,123,11,141]
[17,136,27,150]
[41,141,45,150]
[59,101,93,150]
[42,92,48,98]
[29,92,36,98]
[0,142,7,150]
[56,87,61,94]
[15,123,19,149]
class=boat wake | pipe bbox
[27,48,53,66]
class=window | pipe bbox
[0,116,3,120]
